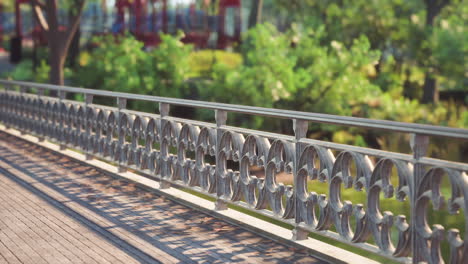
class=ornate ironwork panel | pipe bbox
[1,80,467,264]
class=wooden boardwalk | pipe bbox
[0,132,325,264]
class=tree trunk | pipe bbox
[248,0,263,28]
[422,74,439,103]
[48,36,66,85]
[49,48,65,85]
[421,0,448,104]
[68,28,80,68]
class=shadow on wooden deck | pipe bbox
[0,132,325,264]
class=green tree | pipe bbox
[289,26,382,117]
[426,1,467,94]
[199,23,383,132]
[420,0,451,103]
[271,0,466,104]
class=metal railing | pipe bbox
[0,79,467,263]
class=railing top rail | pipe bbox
[2,79,468,139]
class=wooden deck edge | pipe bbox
[0,125,381,264]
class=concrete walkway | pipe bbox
[0,132,325,264]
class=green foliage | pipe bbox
[75,35,149,94]
[1,59,54,83]
[240,24,297,103]
[290,27,382,117]
[74,33,193,108]
[199,23,383,131]
[273,0,419,47]
[459,110,468,128]
[197,24,298,128]
[2,61,35,81]
[35,60,53,83]
[272,0,467,96]
[431,10,467,91]
[200,24,297,107]
[197,21,466,141]
[188,50,242,78]
[150,33,193,98]
[366,94,454,126]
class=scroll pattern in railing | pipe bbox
[0,83,467,264]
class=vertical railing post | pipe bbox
[58,91,66,100]
[215,109,228,210]
[19,85,26,94]
[292,119,309,240]
[159,102,171,189]
[3,84,9,129]
[410,133,429,263]
[85,94,94,105]
[117,97,127,173]
[58,90,67,147]
[37,88,44,97]
[36,88,44,134]
[85,93,94,160]
[19,85,27,135]
[6,84,12,124]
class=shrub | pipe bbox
[188,50,242,78]
[75,33,192,96]
[73,33,193,111]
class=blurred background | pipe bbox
[0,0,466,158]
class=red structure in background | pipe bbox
[14,0,47,45]
[115,0,242,49]
[11,0,30,62]
[217,0,241,49]
[10,0,48,63]
[9,0,242,59]
[180,1,209,49]
[115,0,130,33]
[115,0,162,47]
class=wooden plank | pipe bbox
[0,173,133,264]
[0,160,135,263]
[0,161,173,264]
[0,240,22,264]
[0,217,41,264]
[0,195,72,263]
[0,182,88,264]
[0,132,329,264]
